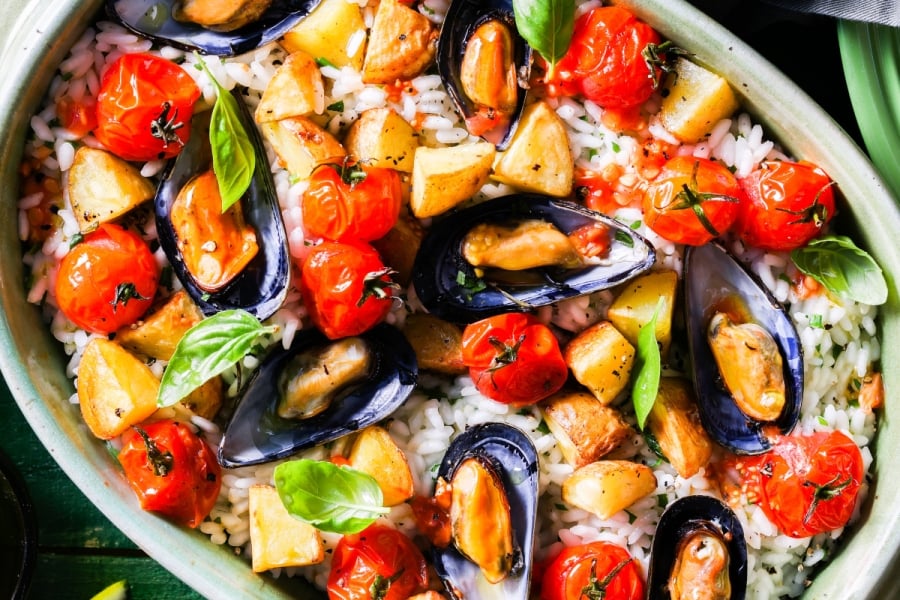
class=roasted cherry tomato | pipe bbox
[736,160,836,251]
[94,53,201,162]
[56,94,97,138]
[302,161,402,243]
[544,6,664,109]
[299,240,396,339]
[540,541,645,600]
[327,523,429,600]
[461,313,567,406]
[55,223,159,334]
[118,419,222,528]
[745,431,864,538]
[642,155,744,246]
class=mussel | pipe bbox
[412,194,656,323]
[218,323,417,467]
[683,242,802,455]
[647,495,748,600]
[437,0,531,149]
[106,0,322,55]
[431,423,538,599]
[155,90,290,320]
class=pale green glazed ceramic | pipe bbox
[0,1,897,599]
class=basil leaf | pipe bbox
[275,459,390,534]
[157,309,276,407]
[632,298,664,429]
[197,60,255,212]
[791,235,888,305]
[513,0,575,75]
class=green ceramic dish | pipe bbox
[0,1,897,598]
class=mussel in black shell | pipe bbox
[218,323,417,467]
[684,242,803,455]
[647,495,748,600]
[412,194,656,322]
[106,0,322,55]
[155,90,290,320]
[432,422,538,599]
[437,0,531,149]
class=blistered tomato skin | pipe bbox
[118,419,222,529]
[737,160,836,251]
[94,53,201,162]
[55,223,159,335]
[540,541,645,600]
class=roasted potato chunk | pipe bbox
[77,338,160,440]
[564,321,635,405]
[347,425,414,506]
[344,107,419,172]
[541,391,632,468]
[255,50,324,123]
[260,116,345,179]
[658,58,739,143]
[179,376,224,421]
[370,215,424,287]
[68,146,156,231]
[562,460,657,520]
[249,485,324,572]
[280,0,367,70]
[402,313,466,375]
[410,142,496,218]
[607,270,678,359]
[362,0,438,84]
[115,290,203,361]
[646,378,713,479]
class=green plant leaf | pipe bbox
[632,298,664,429]
[513,0,575,76]
[197,59,255,212]
[274,459,390,534]
[791,235,888,305]
[157,309,277,407]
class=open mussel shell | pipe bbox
[433,422,538,599]
[437,0,531,149]
[413,194,656,323]
[218,324,417,467]
[106,0,321,56]
[647,495,747,600]
[684,242,802,455]
[155,89,290,321]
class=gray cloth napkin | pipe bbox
[760,0,900,27]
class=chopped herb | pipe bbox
[455,270,487,300]
[611,141,621,152]
[537,419,550,434]
[555,503,568,511]
[61,71,74,81]
[316,57,336,68]
[629,220,642,230]
[657,494,669,508]
[626,510,637,524]
[159,265,174,289]
[809,314,824,329]
[327,100,345,112]
[587,148,598,160]
[817,415,828,426]
[615,229,634,247]
[69,232,84,247]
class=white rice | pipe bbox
[15,5,882,599]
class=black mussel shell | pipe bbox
[106,0,322,56]
[155,89,290,321]
[412,194,656,323]
[684,242,803,455]
[647,495,747,600]
[218,323,417,467]
[433,422,538,599]
[437,0,531,150]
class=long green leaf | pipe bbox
[156,309,276,407]
[513,0,575,74]
[632,298,664,429]
[275,459,390,534]
[791,235,888,306]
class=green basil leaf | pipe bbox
[791,235,888,305]
[197,60,255,212]
[274,459,390,534]
[157,309,276,407]
[632,298,664,429]
[513,0,575,74]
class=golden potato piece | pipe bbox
[116,290,204,361]
[249,485,324,572]
[68,146,156,231]
[491,101,573,197]
[607,270,678,359]
[77,338,160,440]
[646,378,713,479]
[179,376,224,421]
[541,390,632,468]
[402,313,466,375]
[370,215,424,287]
[255,50,324,123]
[658,58,739,143]
[362,0,438,84]
[347,425,414,506]
[562,460,657,520]
[281,0,367,70]
[260,116,345,179]
[564,321,635,405]
[410,142,496,218]
[344,107,419,172]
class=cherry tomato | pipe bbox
[327,523,429,600]
[94,53,201,162]
[642,155,744,246]
[302,161,402,243]
[118,419,222,528]
[55,223,159,335]
[736,160,836,251]
[540,541,644,600]
[299,240,396,340]
[544,6,664,109]
[56,94,97,138]
[746,431,864,538]
[461,313,567,406]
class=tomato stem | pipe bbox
[133,426,174,477]
[669,160,740,237]
[802,473,853,525]
[579,557,632,599]
[111,282,149,313]
[149,101,186,150]
[641,41,688,89]
[775,181,836,227]
[358,267,400,307]
[369,568,404,600]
